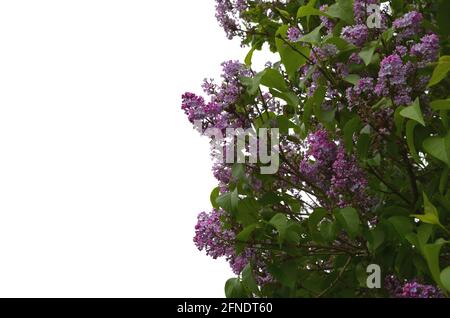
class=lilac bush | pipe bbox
[182,0,450,298]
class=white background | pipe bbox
[0,0,272,297]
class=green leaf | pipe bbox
[312,86,334,124]
[343,74,360,85]
[440,266,450,292]
[232,163,246,181]
[423,131,450,167]
[423,193,439,218]
[357,132,370,161]
[388,216,414,237]
[324,36,356,51]
[319,221,338,242]
[268,260,298,289]
[430,99,450,111]
[417,224,433,246]
[405,120,421,164]
[269,89,299,107]
[210,187,220,209]
[358,41,378,66]
[216,188,239,214]
[297,5,331,19]
[225,278,246,298]
[381,28,394,42]
[422,241,446,289]
[241,71,264,95]
[269,213,289,243]
[428,56,450,87]
[326,0,354,25]
[275,8,291,20]
[236,198,259,225]
[439,167,449,195]
[275,25,310,79]
[394,105,406,136]
[260,68,288,92]
[242,264,259,295]
[303,85,327,129]
[343,117,361,153]
[437,0,450,36]
[368,226,385,253]
[235,224,257,254]
[400,98,425,126]
[299,25,323,44]
[335,207,361,239]
[411,193,442,226]
[245,46,257,66]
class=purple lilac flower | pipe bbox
[328,145,370,209]
[401,281,444,298]
[194,209,235,260]
[312,44,338,61]
[320,5,335,34]
[300,130,336,191]
[300,130,372,210]
[385,275,444,298]
[287,27,301,42]
[194,208,263,275]
[346,77,375,110]
[410,33,440,67]
[181,93,207,123]
[393,11,423,42]
[395,45,408,57]
[341,24,369,47]
[375,54,411,105]
[305,129,337,165]
[215,0,248,39]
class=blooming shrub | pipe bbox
[182,0,450,298]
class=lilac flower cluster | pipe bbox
[182,60,251,130]
[204,60,252,110]
[319,5,335,34]
[346,77,376,110]
[329,146,370,209]
[300,130,372,209]
[374,54,412,106]
[287,27,301,42]
[393,11,423,42]
[410,33,440,68]
[341,24,369,47]
[181,92,222,123]
[385,275,444,298]
[194,208,270,279]
[194,209,235,260]
[215,0,248,39]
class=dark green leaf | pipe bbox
[428,56,450,87]
[358,41,378,66]
[260,68,288,92]
[335,207,361,239]
[225,278,246,298]
[210,187,220,209]
[343,117,361,153]
[430,99,450,111]
[423,131,450,167]
[299,25,323,44]
[440,266,450,292]
[400,98,425,126]
[242,264,259,295]
[326,0,354,25]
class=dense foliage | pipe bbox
[182,0,450,298]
